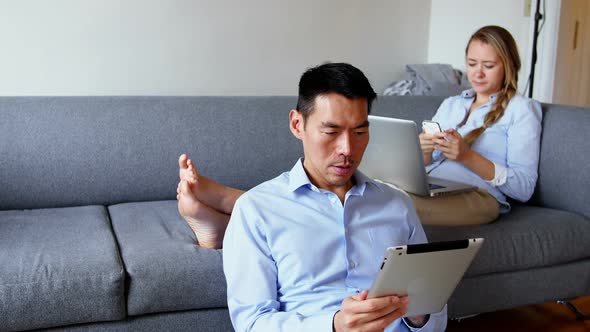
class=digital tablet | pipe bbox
[367,238,484,317]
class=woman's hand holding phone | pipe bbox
[422,120,442,134]
[419,121,442,166]
[419,130,437,154]
[432,129,472,162]
[433,129,495,181]
[420,121,464,165]
[420,121,444,155]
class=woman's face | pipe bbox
[466,40,505,98]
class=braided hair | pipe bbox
[463,26,521,146]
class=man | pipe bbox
[223,63,447,331]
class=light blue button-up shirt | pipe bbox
[223,159,447,332]
[426,89,542,212]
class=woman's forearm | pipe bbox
[422,152,433,166]
[461,149,495,181]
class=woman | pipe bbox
[177,25,542,248]
[415,25,542,225]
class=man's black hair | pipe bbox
[296,62,377,122]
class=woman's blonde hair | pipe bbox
[463,25,521,145]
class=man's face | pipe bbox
[290,93,369,196]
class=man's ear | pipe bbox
[289,109,304,139]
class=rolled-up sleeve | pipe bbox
[497,99,542,201]
[402,306,448,332]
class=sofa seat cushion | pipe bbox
[108,200,227,316]
[424,205,590,277]
[0,206,125,332]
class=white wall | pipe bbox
[531,0,561,103]
[0,0,431,96]
[427,0,533,94]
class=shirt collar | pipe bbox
[287,158,377,196]
[287,159,312,192]
[461,88,475,98]
[461,88,499,103]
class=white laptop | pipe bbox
[359,115,476,197]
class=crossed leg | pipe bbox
[178,154,243,215]
[177,154,244,249]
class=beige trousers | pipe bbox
[408,189,500,226]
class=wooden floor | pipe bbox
[446,296,590,332]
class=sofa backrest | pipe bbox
[1,96,588,218]
[0,96,447,210]
[529,103,590,218]
[0,97,302,210]
[371,95,442,123]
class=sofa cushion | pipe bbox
[0,206,125,332]
[108,200,227,316]
[424,205,590,277]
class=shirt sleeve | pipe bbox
[486,162,508,187]
[402,306,448,332]
[496,98,543,201]
[430,97,450,125]
[404,195,448,332]
[405,194,429,245]
[222,195,334,332]
[403,316,429,331]
[429,97,453,163]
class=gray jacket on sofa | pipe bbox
[1,96,589,331]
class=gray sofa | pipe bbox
[1,96,588,331]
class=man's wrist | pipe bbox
[332,310,340,332]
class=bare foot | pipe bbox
[179,153,198,184]
[178,153,243,215]
[177,180,229,249]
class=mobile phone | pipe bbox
[422,120,442,134]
